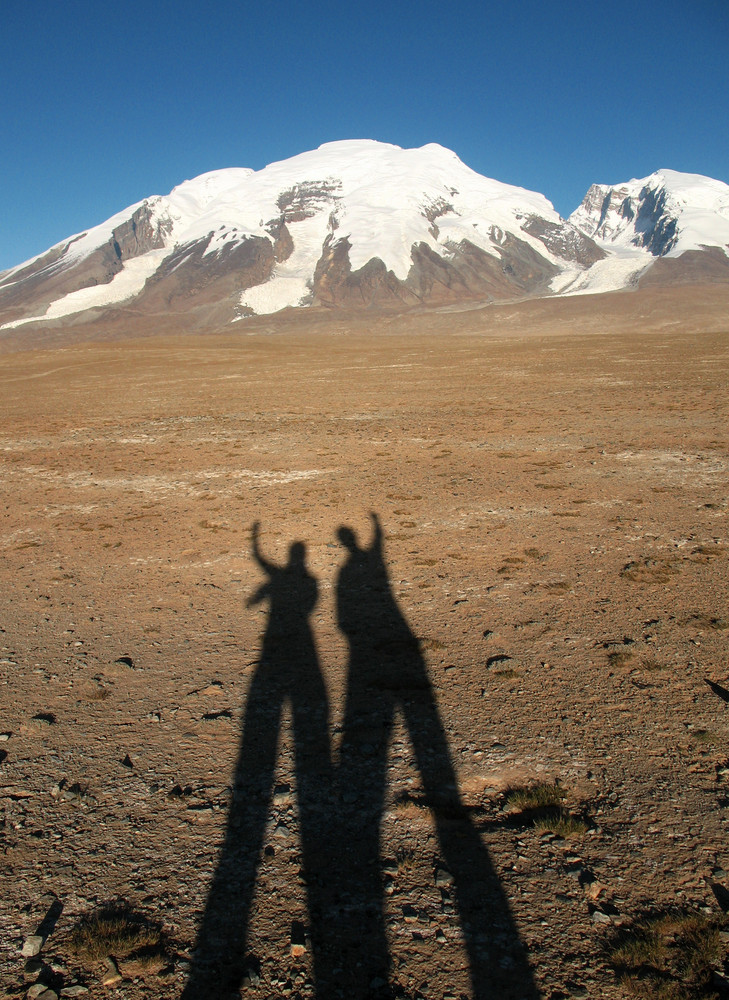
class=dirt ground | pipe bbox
[1,285,728,1000]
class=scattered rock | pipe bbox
[290,920,306,959]
[435,867,454,887]
[101,957,122,986]
[21,935,44,957]
[32,713,56,726]
[272,783,292,806]
[200,682,224,697]
[27,984,51,999]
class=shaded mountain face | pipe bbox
[569,169,729,258]
[1,146,728,334]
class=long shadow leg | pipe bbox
[182,666,283,999]
[404,686,538,1000]
[290,659,338,994]
[333,686,394,997]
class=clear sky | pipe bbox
[1,0,727,271]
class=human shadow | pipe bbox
[184,516,537,999]
[333,513,538,999]
[182,523,332,998]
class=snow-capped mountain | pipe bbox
[1,144,727,332]
[570,169,729,256]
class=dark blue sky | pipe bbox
[2,0,727,270]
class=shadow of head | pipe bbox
[288,541,307,566]
[337,526,358,552]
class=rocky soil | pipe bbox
[1,285,728,999]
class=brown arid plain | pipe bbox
[1,284,729,1000]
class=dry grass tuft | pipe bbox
[506,782,565,812]
[69,902,163,965]
[609,910,726,999]
[506,782,587,838]
[395,847,418,875]
[621,557,679,584]
[608,647,636,670]
[534,812,588,838]
[80,683,110,701]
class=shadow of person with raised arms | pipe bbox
[182,522,332,998]
[335,513,538,999]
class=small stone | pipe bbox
[591,909,612,924]
[101,957,122,986]
[32,713,56,726]
[61,988,90,997]
[272,783,292,806]
[200,683,224,697]
[435,867,454,887]
[22,936,43,958]
[0,732,11,741]
[27,985,50,999]
[291,920,306,958]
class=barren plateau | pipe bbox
[1,284,729,1000]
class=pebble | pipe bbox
[60,989,89,997]
[21,936,43,958]
[272,784,292,806]
[27,985,50,999]
[435,867,454,887]
[101,957,122,986]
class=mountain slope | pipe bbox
[1,147,727,332]
[0,142,604,329]
[570,169,729,254]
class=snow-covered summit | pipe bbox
[1,143,728,333]
[570,169,729,257]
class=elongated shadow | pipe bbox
[182,523,332,998]
[184,517,537,999]
[334,513,539,999]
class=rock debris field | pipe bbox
[1,285,728,1000]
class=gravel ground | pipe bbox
[1,288,728,999]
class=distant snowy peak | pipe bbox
[570,169,729,257]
